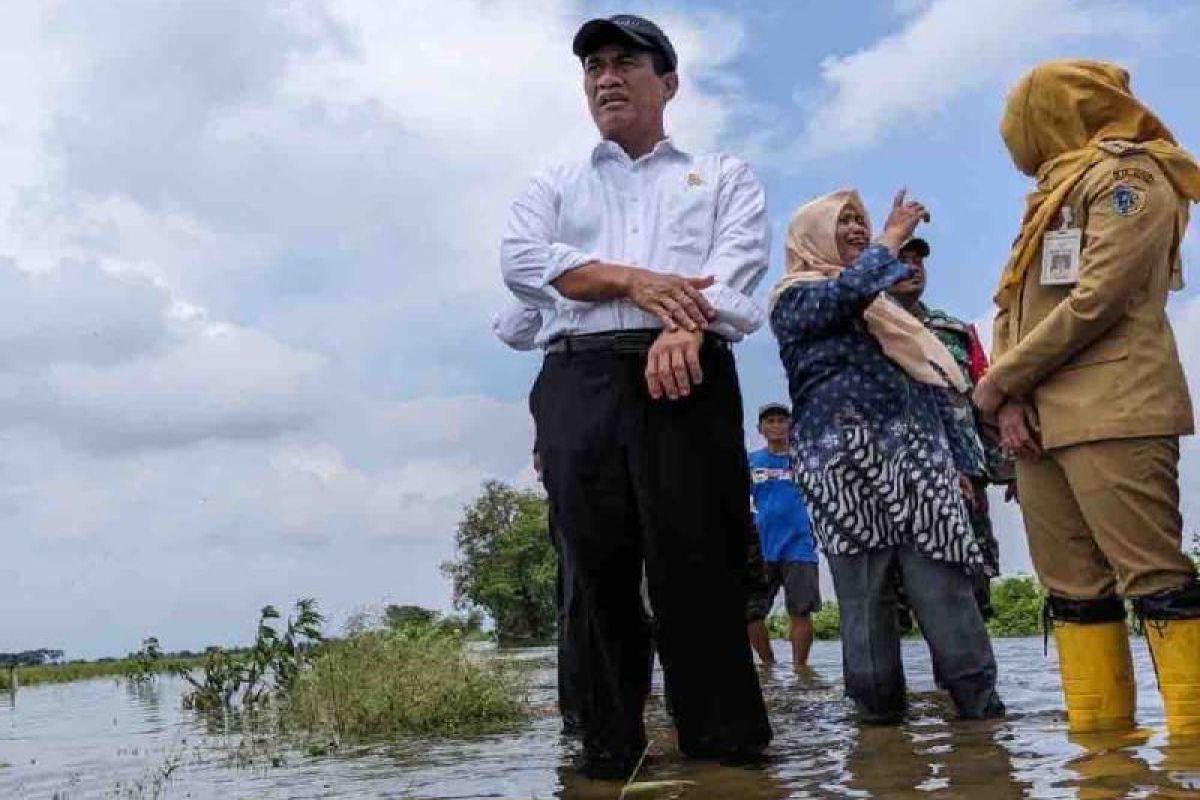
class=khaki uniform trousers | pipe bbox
[1017,436,1195,599]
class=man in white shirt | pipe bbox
[500,14,771,779]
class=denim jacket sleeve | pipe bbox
[769,244,911,341]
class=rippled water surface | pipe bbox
[3,638,1200,798]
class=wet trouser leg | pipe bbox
[549,507,582,734]
[532,367,581,735]
[536,350,652,772]
[632,344,771,759]
[827,549,907,723]
[535,341,770,770]
[896,547,1004,719]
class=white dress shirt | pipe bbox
[491,301,542,351]
[500,138,769,346]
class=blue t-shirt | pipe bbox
[749,448,817,563]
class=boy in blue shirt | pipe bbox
[747,403,821,667]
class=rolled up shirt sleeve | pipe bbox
[701,160,769,339]
[500,172,595,313]
[491,301,542,351]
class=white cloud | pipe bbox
[45,322,327,453]
[0,258,166,371]
[789,0,1159,159]
[0,0,749,657]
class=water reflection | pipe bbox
[840,714,1021,798]
[2,638,1200,798]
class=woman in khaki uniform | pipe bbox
[974,60,1200,736]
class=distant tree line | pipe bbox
[0,649,63,668]
[440,481,1099,644]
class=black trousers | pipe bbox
[532,339,771,761]
[545,505,582,733]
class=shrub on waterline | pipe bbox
[986,574,1044,637]
[765,576,1049,642]
[286,623,527,738]
[767,602,841,641]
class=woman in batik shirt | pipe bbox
[769,189,1004,723]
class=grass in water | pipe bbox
[1,657,204,691]
[286,625,528,738]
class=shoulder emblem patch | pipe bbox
[1112,183,1146,217]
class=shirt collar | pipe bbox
[591,136,688,165]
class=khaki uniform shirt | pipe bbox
[990,146,1195,450]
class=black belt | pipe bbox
[545,329,730,355]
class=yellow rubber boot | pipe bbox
[1144,618,1200,737]
[1053,620,1136,734]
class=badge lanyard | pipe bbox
[1040,207,1082,287]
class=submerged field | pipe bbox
[5,637,1200,799]
[0,656,204,691]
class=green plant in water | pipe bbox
[127,637,163,684]
[173,598,324,711]
[286,623,527,738]
[767,602,841,641]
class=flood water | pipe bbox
[3,637,1200,799]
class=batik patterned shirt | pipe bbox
[770,245,986,571]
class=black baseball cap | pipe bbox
[757,402,791,421]
[572,15,678,72]
[899,237,930,258]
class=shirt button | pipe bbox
[632,226,640,233]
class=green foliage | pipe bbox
[173,598,324,711]
[764,576,1048,642]
[384,605,436,629]
[384,605,488,640]
[1,648,65,693]
[128,637,163,684]
[767,604,841,641]
[0,649,63,668]
[0,655,205,692]
[811,603,842,639]
[286,625,527,738]
[441,481,557,645]
[986,575,1045,637]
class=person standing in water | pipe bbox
[769,188,1004,724]
[746,403,821,668]
[887,238,1010,618]
[500,14,771,777]
[974,60,1200,736]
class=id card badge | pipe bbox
[1041,208,1082,286]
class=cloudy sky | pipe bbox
[1,0,1198,658]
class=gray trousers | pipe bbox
[827,546,1004,723]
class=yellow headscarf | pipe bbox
[771,190,968,393]
[995,59,1200,310]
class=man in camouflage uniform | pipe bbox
[889,237,1011,617]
